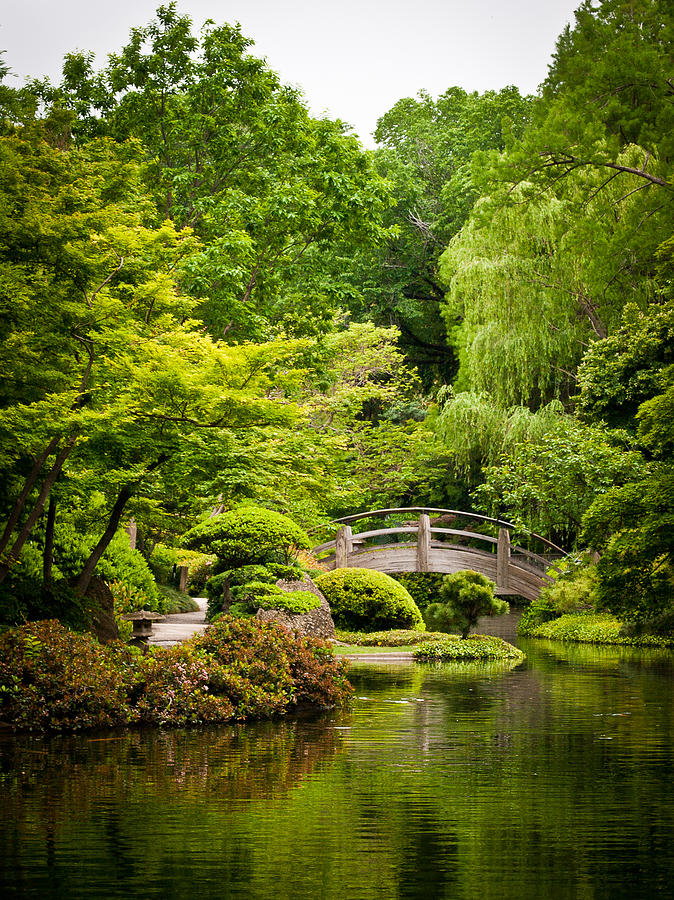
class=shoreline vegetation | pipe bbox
[0,617,352,734]
[519,612,674,648]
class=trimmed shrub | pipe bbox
[424,570,508,638]
[182,506,311,568]
[414,635,525,661]
[0,620,132,731]
[205,563,301,620]
[315,568,424,632]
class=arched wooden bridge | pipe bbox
[311,508,565,601]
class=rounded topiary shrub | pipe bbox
[314,568,424,632]
[182,506,310,568]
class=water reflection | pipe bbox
[1,642,673,899]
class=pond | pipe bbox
[1,624,673,899]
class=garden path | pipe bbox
[149,597,208,646]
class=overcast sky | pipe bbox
[1,0,580,146]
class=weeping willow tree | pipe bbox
[434,390,566,483]
[439,147,665,409]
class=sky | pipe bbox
[1,0,581,147]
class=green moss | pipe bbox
[524,612,674,647]
[414,635,525,662]
[315,568,424,632]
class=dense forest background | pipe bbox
[0,0,671,629]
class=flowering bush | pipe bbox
[0,620,132,731]
[0,617,352,732]
[134,645,235,726]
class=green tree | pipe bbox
[424,571,508,639]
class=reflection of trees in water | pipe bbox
[0,716,344,833]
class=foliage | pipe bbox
[519,559,598,635]
[335,628,447,647]
[183,506,310,568]
[0,620,132,731]
[523,612,674,648]
[392,573,445,611]
[473,416,645,546]
[192,616,352,713]
[314,568,424,632]
[0,615,352,732]
[424,571,508,639]
[353,86,532,383]
[133,644,235,727]
[205,563,301,620]
[577,301,674,429]
[413,635,525,661]
[156,584,199,614]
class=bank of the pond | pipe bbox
[522,612,674,648]
[333,632,524,663]
[0,616,352,733]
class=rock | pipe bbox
[83,577,119,644]
[256,576,336,639]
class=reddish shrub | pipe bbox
[0,620,131,731]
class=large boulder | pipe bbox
[256,576,335,639]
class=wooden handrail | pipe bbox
[321,506,566,554]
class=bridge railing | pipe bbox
[311,507,565,591]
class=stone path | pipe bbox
[149,597,208,646]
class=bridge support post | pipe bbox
[497,527,511,590]
[416,514,430,572]
[335,525,353,568]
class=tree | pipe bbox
[424,571,508,639]
[343,86,532,384]
[502,0,674,195]
[37,4,393,343]
[0,125,302,603]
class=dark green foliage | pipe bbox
[0,616,352,732]
[315,568,424,632]
[424,570,508,639]
[413,635,524,661]
[183,506,310,568]
[518,559,598,637]
[577,302,674,430]
[156,585,199,614]
[393,573,445,611]
[205,563,300,620]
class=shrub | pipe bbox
[523,612,674,647]
[519,557,599,635]
[182,506,311,568]
[205,563,302,620]
[414,635,525,661]
[0,620,132,731]
[314,568,424,631]
[192,616,352,713]
[424,570,508,638]
[134,644,235,726]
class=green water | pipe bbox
[1,636,673,899]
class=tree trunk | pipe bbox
[0,435,61,558]
[43,495,57,586]
[0,435,78,587]
[73,483,136,598]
